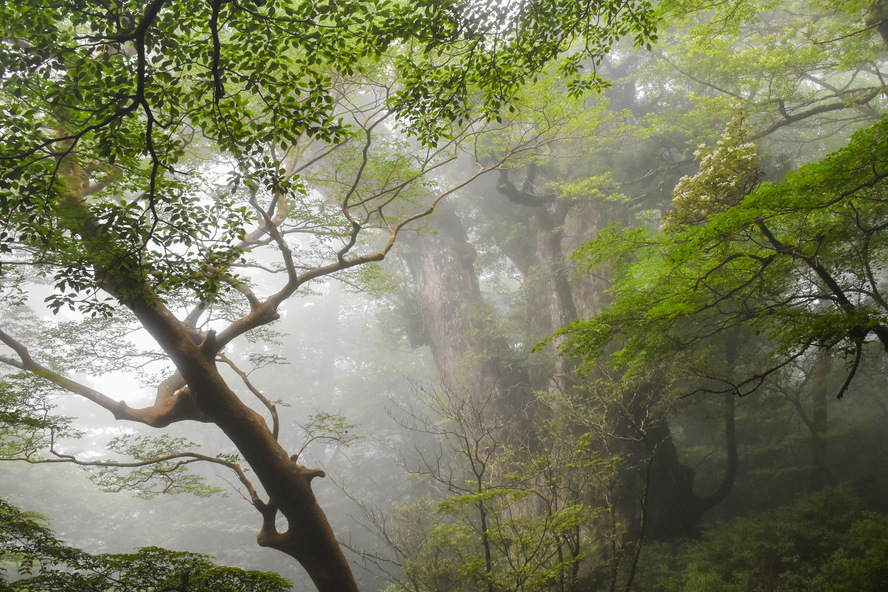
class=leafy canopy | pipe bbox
[557,116,888,397]
[0,0,658,315]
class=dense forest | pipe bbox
[2,0,888,591]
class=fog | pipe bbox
[3,1,888,591]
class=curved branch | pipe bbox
[255,498,288,549]
[496,168,556,206]
[754,87,882,140]
[0,327,207,427]
[217,353,280,440]
[696,392,737,511]
[836,336,863,399]
[213,161,502,352]
[693,348,809,398]
[2,445,260,503]
[337,112,393,263]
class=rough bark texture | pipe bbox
[401,203,533,413]
[400,166,737,549]
[402,206,484,383]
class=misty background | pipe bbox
[3,1,888,591]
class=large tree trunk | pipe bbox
[640,391,737,541]
[393,166,740,592]
[490,169,732,543]
[123,305,360,592]
[403,168,737,546]
[401,203,532,412]
[54,179,360,592]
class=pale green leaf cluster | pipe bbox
[292,411,361,460]
[388,489,593,592]
[663,116,759,231]
[87,434,227,499]
[0,373,79,460]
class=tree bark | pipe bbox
[398,167,738,570]
[400,203,532,413]
[53,178,361,592]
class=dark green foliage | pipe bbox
[0,496,291,591]
[634,487,888,592]
[0,0,658,315]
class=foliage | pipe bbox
[661,116,759,232]
[0,0,658,313]
[633,487,888,592]
[374,0,888,589]
[2,0,887,589]
[384,484,592,592]
[559,116,888,398]
[292,411,362,461]
[0,0,659,499]
[0,373,79,459]
[0,0,663,587]
[0,496,292,591]
[370,1,888,590]
[370,385,608,592]
[86,434,229,499]
[647,0,887,153]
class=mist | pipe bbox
[3,1,888,591]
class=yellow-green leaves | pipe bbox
[663,116,759,232]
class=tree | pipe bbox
[561,115,888,399]
[352,382,595,592]
[0,1,658,590]
[534,110,888,548]
[379,0,888,574]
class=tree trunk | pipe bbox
[489,172,734,541]
[129,302,360,592]
[399,168,738,569]
[58,181,360,592]
[401,203,532,413]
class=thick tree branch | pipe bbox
[696,392,737,511]
[496,168,556,206]
[0,327,206,427]
[217,353,280,440]
[754,87,883,140]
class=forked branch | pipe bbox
[0,327,207,427]
[217,352,280,439]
